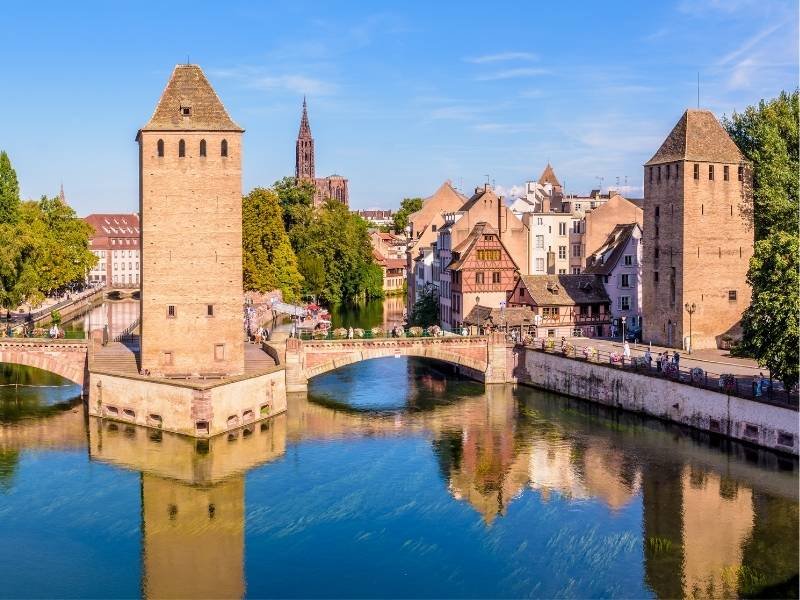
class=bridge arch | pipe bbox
[0,341,88,393]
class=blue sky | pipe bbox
[1,0,797,214]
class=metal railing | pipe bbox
[3,286,105,324]
[110,317,141,344]
[298,327,442,341]
[524,338,797,408]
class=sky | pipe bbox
[1,0,797,215]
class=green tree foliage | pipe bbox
[737,231,799,391]
[273,176,315,248]
[392,197,423,232]
[0,151,20,224]
[0,195,96,310]
[242,187,303,303]
[298,200,383,304]
[410,283,439,327]
[724,90,799,240]
[725,91,800,390]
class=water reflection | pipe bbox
[329,296,405,330]
[63,298,138,338]
[0,357,796,597]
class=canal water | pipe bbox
[0,354,797,599]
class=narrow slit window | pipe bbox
[167,305,176,318]
[178,139,186,158]
[157,139,164,157]
[207,304,214,317]
[221,139,228,157]
[200,139,207,157]
[724,165,729,181]
[708,165,714,180]
[693,164,699,179]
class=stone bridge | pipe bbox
[284,334,510,392]
[0,339,89,395]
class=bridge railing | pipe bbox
[524,339,797,409]
[0,328,87,340]
[296,325,473,341]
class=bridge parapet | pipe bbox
[284,334,509,391]
[0,339,89,394]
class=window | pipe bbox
[157,139,164,157]
[709,165,714,180]
[572,220,582,234]
[207,304,214,317]
[178,139,186,158]
[649,167,653,183]
[518,288,524,299]
[475,272,484,285]
[572,267,581,274]
[654,247,660,259]
[738,165,744,181]
[214,344,225,361]
[619,296,631,311]
[535,235,544,249]
[693,164,699,179]
[181,106,191,116]
[221,139,228,157]
[162,351,173,366]
[432,224,437,232]
[665,164,670,180]
[476,249,501,261]
[655,205,660,218]
[723,165,729,181]
[657,166,661,182]
[558,222,567,236]
[492,272,501,284]
[728,290,737,301]
[558,246,566,259]
[200,139,207,157]
[621,274,630,288]
[167,305,176,318]
[558,268,566,274]
[535,258,545,272]
[623,255,633,266]
[654,271,659,283]
[572,244,581,257]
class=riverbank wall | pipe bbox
[508,345,798,456]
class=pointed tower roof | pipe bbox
[646,109,744,166]
[58,183,65,203]
[538,163,561,187]
[298,97,312,138]
[139,64,243,133]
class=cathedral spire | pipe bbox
[298,97,312,138]
[58,182,65,203]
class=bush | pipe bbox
[353,328,365,338]
[333,327,347,339]
[545,337,555,350]
[50,309,62,325]
[427,325,441,336]
[371,326,384,337]
[312,329,328,339]
[408,326,423,337]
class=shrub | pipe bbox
[426,325,441,336]
[312,329,328,339]
[353,328,365,338]
[371,326,384,337]
[333,327,347,339]
[408,326,423,337]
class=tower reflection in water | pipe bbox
[78,356,798,599]
[88,416,287,598]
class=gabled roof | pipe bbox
[140,64,243,133]
[83,213,141,237]
[464,305,537,328]
[408,181,468,222]
[538,163,561,187]
[448,222,518,271]
[459,186,501,212]
[645,109,743,166]
[583,223,640,276]
[517,274,610,306]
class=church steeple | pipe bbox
[295,97,315,180]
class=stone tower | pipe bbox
[295,97,315,181]
[642,109,752,350]
[136,64,245,376]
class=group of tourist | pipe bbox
[642,348,680,371]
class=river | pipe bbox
[0,351,797,598]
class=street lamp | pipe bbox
[684,302,696,354]
[621,315,627,344]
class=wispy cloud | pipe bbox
[716,22,782,66]
[476,67,549,81]
[210,66,336,95]
[466,51,538,64]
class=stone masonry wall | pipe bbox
[509,346,797,455]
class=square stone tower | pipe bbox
[136,64,245,376]
[642,109,753,350]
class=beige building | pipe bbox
[136,64,245,376]
[642,109,752,349]
[84,213,141,286]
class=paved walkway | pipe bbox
[573,337,767,377]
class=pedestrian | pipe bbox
[673,351,680,368]
[347,326,354,339]
[644,348,652,368]
[656,352,663,372]
[623,340,631,363]
[755,372,764,397]
[561,336,567,351]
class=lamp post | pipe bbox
[621,315,627,344]
[684,302,696,354]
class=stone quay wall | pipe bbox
[508,346,798,455]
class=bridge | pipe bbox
[284,333,510,392]
[0,339,89,395]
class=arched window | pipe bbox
[178,139,186,158]
[157,139,164,157]
[199,139,206,157]
[221,139,228,157]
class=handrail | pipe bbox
[110,317,140,344]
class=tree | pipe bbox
[242,187,303,302]
[0,151,20,224]
[737,231,799,392]
[724,91,800,390]
[410,283,439,327]
[273,176,315,247]
[724,91,799,240]
[392,197,423,233]
[0,195,96,310]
